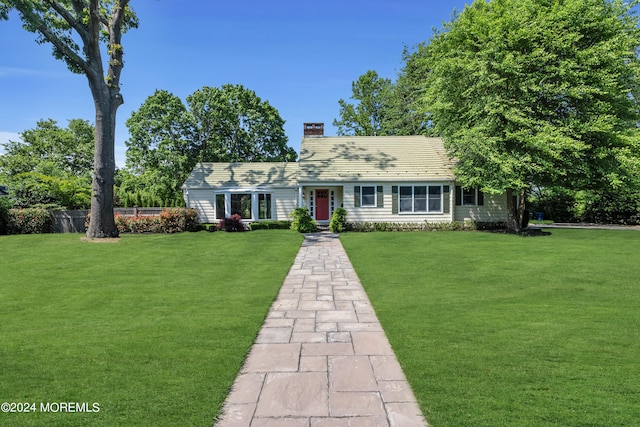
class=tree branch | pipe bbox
[42,0,89,42]
[105,0,129,90]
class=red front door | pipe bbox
[315,189,329,220]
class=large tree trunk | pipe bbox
[506,188,528,233]
[86,81,122,239]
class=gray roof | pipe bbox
[298,135,455,183]
[182,162,298,189]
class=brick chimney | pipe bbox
[303,123,324,137]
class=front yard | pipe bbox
[341,229,640,427]
[0,231,303,426]
[1,229,638,426]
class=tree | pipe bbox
[122,89,193,205]
[421,0,640,232]
[0,119,94,208]
[1,0,138,238]
[186,84,297,163]
[333,70,396,136]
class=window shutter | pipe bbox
[377,186,384,208]
[392,186,398,214]
[478,189,484,206]
[455,186,462,206]
[443,185,450,214]
[354,186,361,207]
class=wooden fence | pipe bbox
[50,208,166,233]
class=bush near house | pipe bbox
[217,214,245,232]
[248,220,292,230]
[289,207,318,233]
[92,208,199,234]
[329,207,347,233]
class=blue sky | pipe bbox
[0,0,470,167]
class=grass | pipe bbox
[0,231,303,426]
[340,229,640,427]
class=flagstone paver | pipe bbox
[214,233,428,427]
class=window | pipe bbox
[258,194,272,219]
[455,186,484,206]
[428,186,442,211]
[354,185,383,208]
[216,194,226,219]
[399,185,443,213]
[231,194,252,219]
[361,186,376,207]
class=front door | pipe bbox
[315,189,329,220]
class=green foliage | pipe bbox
[329,207,347,233]
[7,207,52,234]
[0,119,93,209]
[289,207,318,233]
[248,220,292,230]
[333,70,396,136]
[582,188,640,225]
[420,0,640,230]
[186,84,297,162]
[529,186,581,223]
[344,221,504,232]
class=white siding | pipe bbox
[342,183,454,223]
[454,192,509,222]
[188,189,216,223]
[187,188,298,223]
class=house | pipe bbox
[182,123,508,225]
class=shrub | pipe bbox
[217,214,245,232]
[249,221,292,231]
[329,208,347,233]
[289,208,318,233]
[159,208,199,233]
[7,208,52,234]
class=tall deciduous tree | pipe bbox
[333,70,395,136]
[186,84,297,163]
[1,0,138,238]
[421,0,640,232]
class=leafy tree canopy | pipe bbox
[0,119,94,208]
[419,0,640,230]
[333,70,395,136]
[186,84,297,163]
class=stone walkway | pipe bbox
[215,233,428,427]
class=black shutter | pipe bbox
[377,186,384,208]
[392,186,398,214]
[478,188,484,206]
[354,186,361,207]
[455,186,462,206]
[443,185,450,214]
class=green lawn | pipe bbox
[341,229,640,427]
[0,231,303,426]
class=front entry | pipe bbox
[315,189,329,220]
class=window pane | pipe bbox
[259,194,272,219]
[231,194,252,219]
[429,186,442,211]
[216,194,225,219]
[399,186,412,212]
[414,186,427,212]
[463,188,476,205]
[361,186,375,206]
